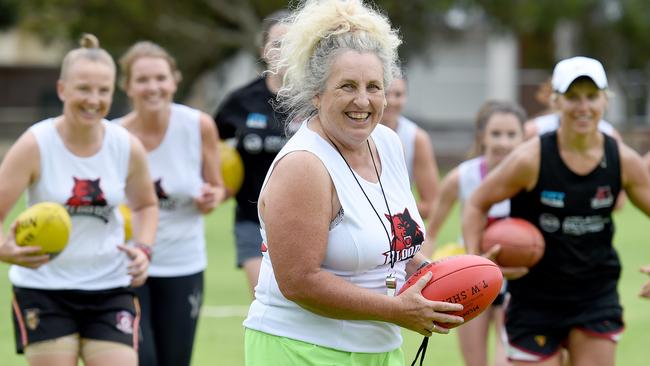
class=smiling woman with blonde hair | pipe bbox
[0,33,158,366]
[115,40,225,366]
[243,1,464,365]
[463,56,650,366]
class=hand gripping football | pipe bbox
[398,255,503,328]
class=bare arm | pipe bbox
[194,112,226,214]
[119,135,159,287]
[260,151,463,335]
[640,265,650,299]
[619,143,650,216]
[420,168,460,258]
[0,132,50,267]
[523,119,538,140]
[462,140,539,278]
[412,128,439,218]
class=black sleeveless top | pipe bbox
[509,131,622,306]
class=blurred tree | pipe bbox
[0,0,18,30]
[11,0,650,100]
[11,0,464,101]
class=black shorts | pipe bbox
[492,279,508,306]
[12,286,140,354]
[505,291,623,362]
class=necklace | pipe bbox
[326,137,398,296]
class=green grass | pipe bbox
[1,200,649,365]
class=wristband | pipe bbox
[134,242,153,261]
[416,260,432,271]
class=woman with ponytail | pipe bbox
[0,34,157,366]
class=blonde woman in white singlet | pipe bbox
[115,40,225,366]
[244,1,464,365]
[0,34,158,366]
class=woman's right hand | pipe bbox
[0,222,50,268]
[393,272,465,336]
[640,265,650,299]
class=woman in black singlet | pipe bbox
[462,56,650,366]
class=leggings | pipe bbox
[135,271,204,366]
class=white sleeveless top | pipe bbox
[395,115,417,182]
[458,156,510,219]
[534,113,615,136]
[10,119,132,290]
[142,104,205,277]
[244,122,425,353]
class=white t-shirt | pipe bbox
[244,122,424,353]
[10,119,132,290]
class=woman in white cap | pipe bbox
[462,56,650,366]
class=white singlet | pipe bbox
[10,119,132,290]
[244,122,425,353]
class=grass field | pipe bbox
[1,199,649,365]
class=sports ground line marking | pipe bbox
[201,305,250,318]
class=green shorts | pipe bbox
[245,328,404,366]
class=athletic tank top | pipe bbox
[10,119,132,290]
[244,122,425,353]
[143,104,205,277]
[395,115,417,182]
[509,131,621,305]
[534,113,615,136]
[458,156,510,219]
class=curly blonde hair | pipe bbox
[60,33,115,80]
[275,0,401,125]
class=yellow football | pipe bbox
[219,140,244,195]
[432,242,466,260]
[118,204,133,242]
[14,202,72,254]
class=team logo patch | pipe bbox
[539,213,561,233]
[540,190,565,208]
[591,186,614,209]
[245,113,268,129]
[24,308,40,331]
[115,311,134,334]
[65,177,112,222]
[383,208,423,264]
[534,335,547,347]
[154,179,176,210]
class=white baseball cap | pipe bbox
[551,56,608,93]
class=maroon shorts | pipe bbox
[507,317,624,362]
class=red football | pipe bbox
[480,217,545,268]
[398,255,503,328]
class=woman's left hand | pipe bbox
[482,244,528,280]
[640,265,650,298]
[118,244,150,287]
[194,182,225,214]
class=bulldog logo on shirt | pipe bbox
[383,208,423,264]
[154,178,176,210]
[65,177,111,222]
